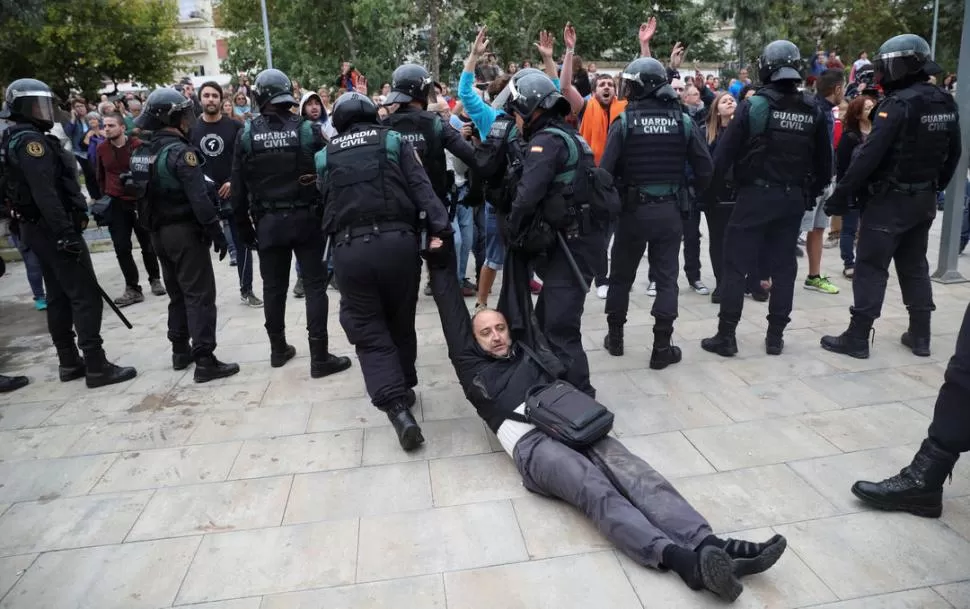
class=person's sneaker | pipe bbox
[797,234,806,246]
[113,286,144,307]
[34,297,47,311]
[529,278,543,294]
[823,236,839,249]
[241,292,263,308]
[473,302,487,315]
[229,258,238,267]
[423,282,433,296]
[746,287,770,302]
[149,278,167,296]
[843,266,855,278]
[596,284,609,299]
[690,280,710,296]
[460,279,476,297]
[645,281,657,297]
[795,246,805,258]
[805,275,840,294]
[293,278,305,298]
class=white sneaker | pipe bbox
[690,280,710,296]
[596,284,609,299]
[646,281,657,297]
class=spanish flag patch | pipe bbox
[530,146,544,153]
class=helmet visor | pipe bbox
[506,76,525,115]
[873,51,924,83]
[10,88,55,125]
[423,75,438,104]
[618,72,638,100]
[490,82,511,110]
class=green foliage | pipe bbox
[0,0,185,101]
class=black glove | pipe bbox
[420,231,455,270]
[237,220,258,250]
[204,222,229,261]
[823,195,849,217]
[72,207,90,232]
[56,232,84,258]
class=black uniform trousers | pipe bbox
[107,199,161,289]
[707,202,767,293]
[151,222,217,356]
[20,222,104,353]
[535,227,604,397]
[850,191,936,322]
[607,201,683,326]
[718,186,803,327]
[333,229,420,409]
[928,302,970,453]
[647,208,701,287]
[256,209,329,340]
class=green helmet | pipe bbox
[253,69,297,110]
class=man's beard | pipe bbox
[204,104,220,116]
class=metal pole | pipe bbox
[259,0,273,69]
[931,0,970,284]
[931,0,941,58]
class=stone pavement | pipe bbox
[0,222,968,609]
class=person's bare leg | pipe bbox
[807,228,824,277]
[477,266,497,307]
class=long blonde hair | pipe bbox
[706,91,733,145]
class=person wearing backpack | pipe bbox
[599,57,713,370]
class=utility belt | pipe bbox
[624,185,687,212]
[252,199,315,214]
[335,220,415,245]
[747,178,805,192]
[869,179,935,195]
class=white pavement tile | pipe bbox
[361,417,492,466]
[610,431,717,478]
[174,599,262,609]
[187,405,310,444]
[429,452,528,507]
[92,442,242,493]
[0,555,36,601]
[935,581,970,609]
[684,418,841,471]
[305,396,397,432]
[704,378,843,422]
[721,353,842,384]
[806,369,939,408]
[608,391,733,437]
[0,454,118,503]
[228,430,362,479]
[261,575,446,609]
[943,496,970,542]
[0,401,60,430]
[0,425,87,461]
[807,588,953,609]
[797,403,931,452]
[511,494,613,560]
[64,416,197,456]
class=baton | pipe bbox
[556,231,589,293]
[77,258,133,329]
[321,234,334,286]
[418,211,428,251]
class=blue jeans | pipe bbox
[224,218,253,294]
[222,220,237,261]
[453,199,474,282]
[9,232,45,300]
[840,209,860,268]
[484,204,505,270]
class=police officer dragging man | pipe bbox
[0,79,136,388]
[700,41,833,357]
[317,93,451,451]
[131,88,239,382]
[821,34,960,359]
[231,69,351,378]
[600,58,713,369]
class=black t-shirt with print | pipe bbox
[189,116,241,185]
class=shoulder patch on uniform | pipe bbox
[530,145,544,153]
[183,151,198,167]
[25,140,45,158]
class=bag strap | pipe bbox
[516,342,557,379]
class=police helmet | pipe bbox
[135,88,196,131]
[505,71,570,122]
[854,61,875,85]
[0,79,57,131]
[384,64,436,106]
[331,92,379,133]
[873,34,941,86]
[489,68,543,110]
[253,68,297,110]
[758,40,804,83]
[619,58,675,101]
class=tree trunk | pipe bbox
[426,0,441,81]
[341,20,357,62]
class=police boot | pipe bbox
[851,438,959,518]
[650,321,682,370]
[172,340,193,371]
[0,374,29,393]
[269,333,296,368]
[309,338,352,379]
[386,400,425,451]
[56,345,86,382]
[901,311,931,357]
[83,349,137,389]
[193,353,240,383]
[701,320,739,357]
[603,324,624,357]
[820,315,872,359]
[765,325,786,356]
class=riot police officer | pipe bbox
[230,68,351,378]
[317,93,450,451]
[0,78,136,388]
[504,70,606,396]
[599,58,713,369]
[701,40,833,357]
[821,34,960,360]
[131,88,239,382]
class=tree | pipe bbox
[0,0,185,100]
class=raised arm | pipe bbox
[638,17,656,58]
[560,23,585,116]
[535,30,559,81]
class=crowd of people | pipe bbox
[0,15,967,604]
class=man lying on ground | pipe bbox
[421,236,787,602]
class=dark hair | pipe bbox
[487,74,512,99]
[199,81,223,100]
[738,84,759,100]
[843,95,872,134]
[594,73,614,85]
[817,69,845,97]
[101,111,125,125]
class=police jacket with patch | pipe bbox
[832,81,961,203]
[230,112,322,219]
[474,113,526,210]
[0,123,87,236]
[384,106,479,201]
[131,130,220,230]
[315,123,450,236]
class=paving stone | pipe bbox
[305,396,397,432]
[0,491,151,556]
[684,418,841,471]
[260,575,446,609]
[806,370,939,408]
[775,511,970,598]
[0,401,60,430]
[0,454,118,503]
[356,501,528,582]
[166,381,270,411]
[511,494,613,559]
[721,353,842,384]
[605,431,716,478]
[361,417,492,466]
[943,496,970,541]
[703,378,843,422]
[0,555,36,600]
[92,442,242,493]
[807,588,953,609]
[798,403,931,452]
[429,452,528,507]
[608,391,733,437]
[128,477,291,541]
[0,536,200,609]
[284,461,432,524]
[420,385,477,421]
[935,581,970,609]
[228,430,362,479]
[175,600,263,609]
[175,521,358,604]
[64,416,197,456]
[0,425,87,461]
[187,405,310,444]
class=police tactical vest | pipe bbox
[619,102,690,190]
[384,111,447,199]
[241,114,316,210]
[132,136,195,228]
[0,126,85,221]
[534,124,599,228]
[476,115,525,213]
[741,88,817,185]
[316,126,416,233]
[882,84,958,186]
